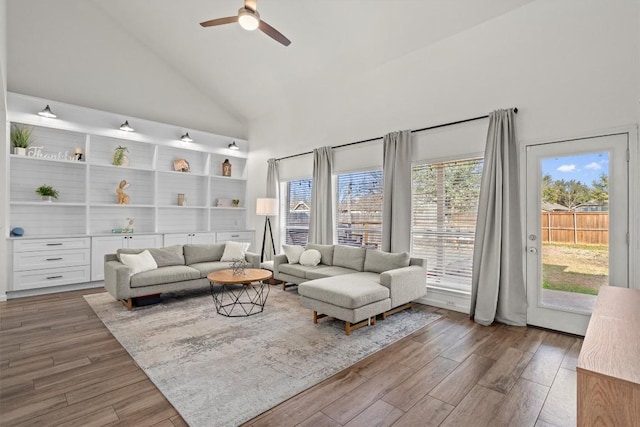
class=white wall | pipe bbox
[246,0,640,302]
[0,0,8,300]
[7,0,246,139]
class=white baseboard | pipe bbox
[6,282,104,299]
[415,286,471,314]
[0,294,7,302]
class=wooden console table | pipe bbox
[576,286,640,426]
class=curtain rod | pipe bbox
[275,107,518,161]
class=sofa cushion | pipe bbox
[183,244,225,264]
[279,263,321,277]
[300,249,322,266]
[282,244,305,264]
[333,245,366,272]
[306,244,335,265]
[364,250,411,274]
[119,250,157,276]
[298,273,389,309]
[220,241,251,262]
[117,246,185,267]
[130,265,200,288]
[189,261,234,278]
[305,266,359,280]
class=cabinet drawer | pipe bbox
[216,231,254,242]
[13,265,91,291]
[14,238,91,252]
[13,249,90,271]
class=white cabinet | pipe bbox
[91,234,162,281]
[12,237,91,291]
[216,231,255,251]
[163,232,216,246]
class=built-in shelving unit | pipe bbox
[5,92,253,295]
[8,123,249,236]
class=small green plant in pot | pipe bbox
[10,124,33,155]
[112,145,129,166]
[35,184,59,202]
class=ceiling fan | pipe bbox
[200,0,291,46]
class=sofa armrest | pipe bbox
[273,254,289,275]
[104,259,132,300]
[379,263,427,307]
[245,252,261,269]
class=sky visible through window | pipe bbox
[542,152,609,184]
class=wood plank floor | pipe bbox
[0,288,582,427]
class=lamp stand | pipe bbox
[261,216,276,263]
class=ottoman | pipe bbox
[298,273,392,335]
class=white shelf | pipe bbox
[90,204,156,208]
[157,170,208,178]
[10,154,87,166]
[10,201,85,207]
[211,207,246,210]
[210,175,246,182]
[158,205,208,209]
[88,163,156,173]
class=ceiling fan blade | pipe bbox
[244,0,257,12]
[200,16,239,27]
[259,20,291,46]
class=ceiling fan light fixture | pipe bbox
[181,132,193,143]
[228,141,240,150]
[38,104,57,119]
[238,8,260,31]
[120,120,134,132]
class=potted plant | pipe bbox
[232,199,240,207]
[112,145,129,166]
[10,124,33,155]
[35,184,59,202]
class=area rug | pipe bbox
[85,287,440,427]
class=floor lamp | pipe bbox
[256,198,278,263]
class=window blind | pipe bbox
[336,170,383,249]
[411,158,483,293]
[280,179,312,246]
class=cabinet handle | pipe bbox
[46,275,63,280]
[231,234,240,238]
[46,243,63,246]
[46,258,63,261]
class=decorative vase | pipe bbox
[222,159,232,177]
[178,194,186,206]
[13,147,26,156]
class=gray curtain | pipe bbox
[308,146,334,244]
[382,130,413,253]
[264,158,280,260]
[470,109,527,326]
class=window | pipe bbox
[280,179,312,246]
[411,158,483,293]
[336,170,383,249]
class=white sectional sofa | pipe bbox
[273,244,427,335]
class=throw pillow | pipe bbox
[299,249,322,266]
[364,249,411,274]
[119,250,158,276]
[282,244,305,264]
[220,241,251,262]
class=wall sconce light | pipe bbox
[181,132,193,142]
[228,141,240,150]
[120,121,134,132]
[38,105,57,118]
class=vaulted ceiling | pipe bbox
[7,0,534,136]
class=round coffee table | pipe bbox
[207,268,273,317]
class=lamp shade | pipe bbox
[256,198,278,216]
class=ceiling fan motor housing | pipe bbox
[238,7,260,30]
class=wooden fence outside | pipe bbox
[541,212,608,245]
